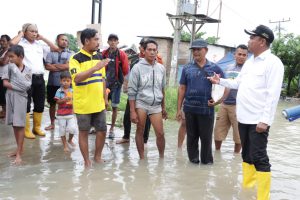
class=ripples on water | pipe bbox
[0,101,299,199]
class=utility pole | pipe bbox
[191,0,199,41]
[189,0,198,61]
[91,0,103,24]
[216,0,222,39]
[269,18,290,38]
[87,0,103,48]
[169,0,183,86]
[167,0,220,86]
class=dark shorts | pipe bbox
[0,78,6,105]
[108,86,121,108]
[47,85,60,105]
[76,110,107,132]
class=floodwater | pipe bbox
[0,100,299,200]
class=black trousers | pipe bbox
[185,112,214,164]
[0,78,6,106]
[27,75,45,113]
[238,123,271,172]
[123,99,150,143]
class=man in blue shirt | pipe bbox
[177,39,224,164]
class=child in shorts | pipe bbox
[54,71,77,152]
[2,45,32,165]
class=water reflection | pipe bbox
[0,100,299,199]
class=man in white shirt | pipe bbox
[208,25,284,200]
[10,23,59,139]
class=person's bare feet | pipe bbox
[7,151,17,157]
[12,156,22,165]
[7,149,23,158]
[63,146,70,152]
[68,140,76,147]
[94,156,105,164]
[116,138,130,144]
[84,160,92,168]
[45,124,55,130]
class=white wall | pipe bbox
[206,45,226,63]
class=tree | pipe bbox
[272,33,300,96]
[65,33,79,52]
[206,36,219,44]
[178,31,219,44]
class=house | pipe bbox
[138,36,236,84]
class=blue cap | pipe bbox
[190,39,208,49]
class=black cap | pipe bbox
[244,25,274,43]
[190,39,208,49]
[108,33,118,40]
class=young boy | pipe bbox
[54,71,77,152]
[2,45,32,165]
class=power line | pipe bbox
[269,18,291,38]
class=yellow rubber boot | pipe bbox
[32,112,45,136]
[25,113,35,139]
[242,162,256,188]
[257,171,271,200]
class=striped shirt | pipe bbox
[54,87,73,116]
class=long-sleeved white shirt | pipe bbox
[219,49,284,125]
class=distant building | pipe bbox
[139,36,235,84]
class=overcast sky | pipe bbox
[1,0,299,48]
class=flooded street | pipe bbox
[0,100,299,200]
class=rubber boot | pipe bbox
[32,112,45,136]
[25,113,35,139]
[242,162,256,188]
[257,171,271,200]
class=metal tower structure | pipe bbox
[167,0,220,86]
[91,0,103,24]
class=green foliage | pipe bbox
[179,30,219,44]
[165,87,178,119]
[117,88,178,119]
[65,33,79,52]
[272,33,300,96]
[116,87,220,121]
[206,36,219,44]
[180,31,192,42]
[106,93,127,112]
[118,94,127,111]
